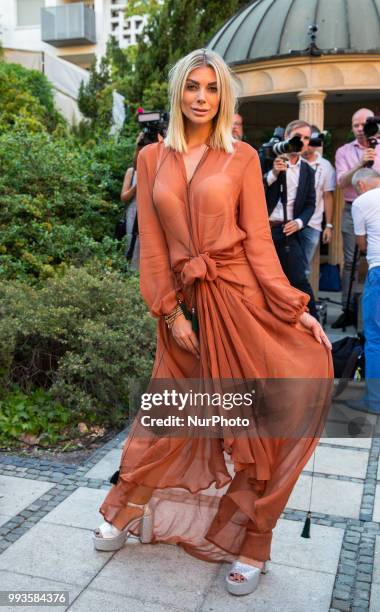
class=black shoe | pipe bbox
[331,311,356,329]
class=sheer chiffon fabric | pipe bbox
[99,141,333,562]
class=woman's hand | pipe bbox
[171,314,200,358]
[299,312,332,350]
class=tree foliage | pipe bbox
[0,46,150,445]
[78,37,134,130]
[128,0,248,108]
[0,60,62,134]
[0,131,135,281]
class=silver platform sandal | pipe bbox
[93,501,153,552]
[226,560,268,596]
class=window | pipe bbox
[16,0,44,27]
[135,20,143,29]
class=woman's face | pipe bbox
[181,65,220,128]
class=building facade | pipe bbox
[0,0,147,68]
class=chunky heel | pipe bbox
[261,561,268,574]
[139,505,154,544]
[93,501,154,551]
[226,560,268,596]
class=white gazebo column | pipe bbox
[297,89,327,131]
[297,90,327,302]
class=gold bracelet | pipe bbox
[164,305,181,321]
[164,305,183,329]
[165,311,182,329]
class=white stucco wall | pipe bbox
[0,1,144,59]
[0,0,49,52]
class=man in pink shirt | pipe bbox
[332,108,380,328]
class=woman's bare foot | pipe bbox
[95,504,145,539]
[93,499,154,551]
[229,556,265,582]
[111,504,145,532]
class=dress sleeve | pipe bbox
[238,151,310,324]
[137,146,178,318]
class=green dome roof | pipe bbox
[208,0,380,64]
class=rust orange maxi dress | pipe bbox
[99,140,333,563]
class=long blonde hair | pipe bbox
[164,48,239,154]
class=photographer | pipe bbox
[333,108,380,328]
[301,125,336,275]
[120,133,145,271]
[263,120,317,317]
[347,168,380,414]
[120,112,168,270]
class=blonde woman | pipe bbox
[94,49,333,596]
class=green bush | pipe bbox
[0,60,62,134]
[0,54,157,448]
[0,388,71,446]
[0,266,156,430]
[78,135,136,202]
[0,131,135,281]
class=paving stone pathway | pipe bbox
[0,293,379,611]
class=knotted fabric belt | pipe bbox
[180,252,218,286]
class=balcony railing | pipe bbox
[41,2,96,48]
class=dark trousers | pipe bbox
[271,225,317,318]
[341,202,359,311]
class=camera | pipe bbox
[259,126,284,161]
[363,116,380,145]
[260,127,303,159]
[309,129,326,147]
[272,135,303,156]
[259,127,304,172]
[137,111,170,146]
[363,116,380,167]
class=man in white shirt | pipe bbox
[349,168,380,413]
[301,126,336,275]
[263,120,317,317]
